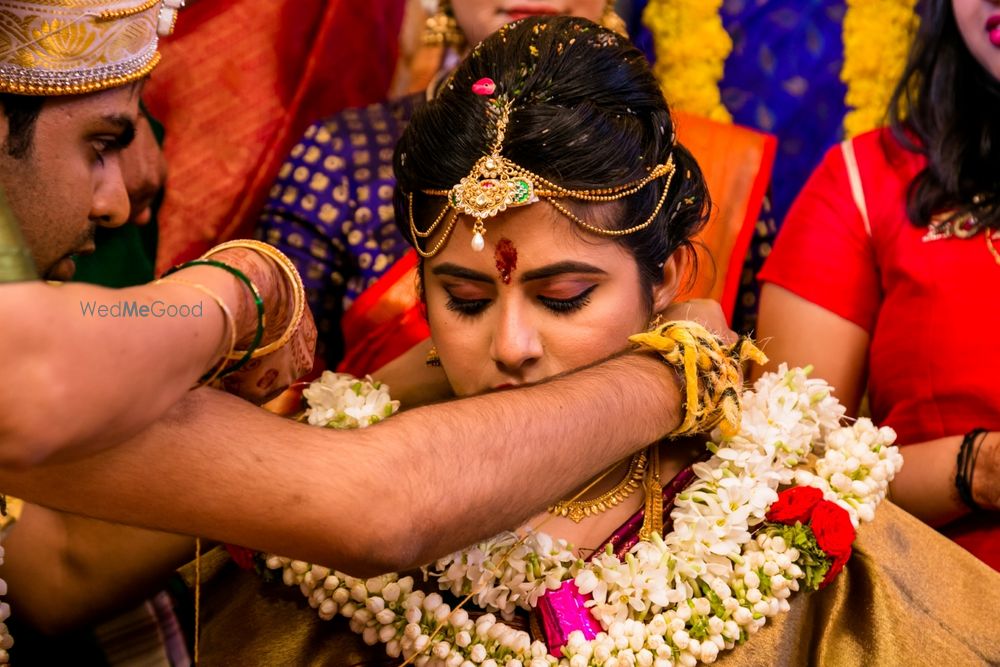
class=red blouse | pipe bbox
[760,129,1000,569]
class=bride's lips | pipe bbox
[988,15,1000,48]
[504,4,560,21]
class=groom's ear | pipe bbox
[650,247,689,313]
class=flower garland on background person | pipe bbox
[841,0,919,138]
[642,0,732,122]
[261,365,902,665]
[642,0,920,137]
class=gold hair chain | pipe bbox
[408,99,677,257]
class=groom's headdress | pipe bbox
[0,0,183,96]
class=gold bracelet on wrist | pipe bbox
[154,278,238,388]
[203,239,306,359]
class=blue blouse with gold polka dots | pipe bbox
[257,94,422,365]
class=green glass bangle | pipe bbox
[163,259,266,376]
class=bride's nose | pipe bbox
[490,301,543,374]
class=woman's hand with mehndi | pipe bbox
[221,309,317,405]
[205,245,317,404]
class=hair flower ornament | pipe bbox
[472,77,496,95]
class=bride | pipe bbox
[195,16,999,666]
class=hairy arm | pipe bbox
[0,276,233,467]
[0,353,679,576]
[0,250,311,467]
[0,505,195,634]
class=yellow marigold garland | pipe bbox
[643,0,732,122]
[841,0,920,138]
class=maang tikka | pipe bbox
[407,78,677,258]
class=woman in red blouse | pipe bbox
[757,0,1000,570]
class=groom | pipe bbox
[0,1,735,577]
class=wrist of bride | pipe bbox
[207,248,290,350]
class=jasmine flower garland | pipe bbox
[302,371,400,429]
[263,366,901,665]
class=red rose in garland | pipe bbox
[766,485,824,524]
[766,486,859,590]
[819,549,853,589]
[226,544,258,570]
[810,500,856,558]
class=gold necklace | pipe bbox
[924,194,1000,266]
[548,450,648,523]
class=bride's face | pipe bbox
[424,204,678,396]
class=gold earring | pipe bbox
[425,345,442,367]
[600,0,628,37]
[647,313,665,331]
[423,0,465,48]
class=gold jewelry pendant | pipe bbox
[548,451,648,522]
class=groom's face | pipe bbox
[0,84,140,280]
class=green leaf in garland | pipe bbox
[764,522,831,592]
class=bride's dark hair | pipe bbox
[888,0,1000,229]
[394,15,709,302]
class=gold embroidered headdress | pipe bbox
[0,0,183,96]
[408,84,677,258]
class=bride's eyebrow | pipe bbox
[430,263,493,283]
[521,261,607,282]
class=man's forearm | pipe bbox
[376,353,680,569]
[0,281,229,466]
[0,354,679,574]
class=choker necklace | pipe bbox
[547,450,648,523]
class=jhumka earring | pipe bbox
[425,345,442,367]
[600,0,629,37]
[423,0,465,48]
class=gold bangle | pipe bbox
[203,240,306,359]
[155,278,238,388]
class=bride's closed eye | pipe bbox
[441,280,494,317]
[445,293,491,317]
[537,284,597,314]
[444,284,598,317]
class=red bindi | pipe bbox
[494,238,518,285]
